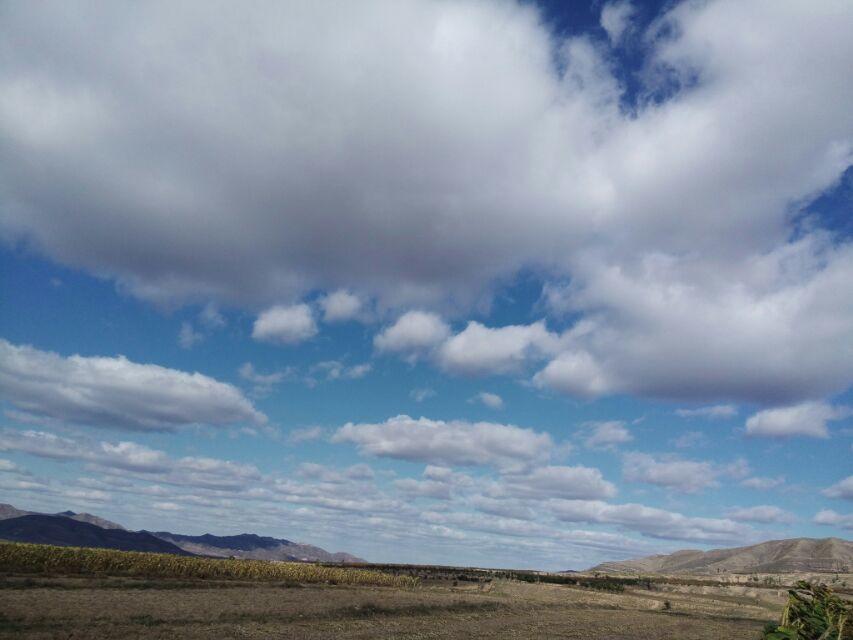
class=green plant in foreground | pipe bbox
[762,581,851,640]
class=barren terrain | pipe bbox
[0,571,789,639]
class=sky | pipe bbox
[0,0,851,571]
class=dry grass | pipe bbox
[0,570,780,639]
[0,542,794,639]
[0,542,417,588]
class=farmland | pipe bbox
[1,541,834,639]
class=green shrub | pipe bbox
[762,581,851,640]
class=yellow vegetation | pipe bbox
[0,542,417,588]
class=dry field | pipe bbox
[0,570,787,639]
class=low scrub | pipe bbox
[0,542,417,588]
[762,581,851,640]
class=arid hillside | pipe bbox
[591,538,853,575]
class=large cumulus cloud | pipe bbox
[1,0,852,403]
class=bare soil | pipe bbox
[0,573,778,639]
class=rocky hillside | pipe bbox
[591,538,852,575]
[151,531,363,563]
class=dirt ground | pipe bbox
[0,573,780,639]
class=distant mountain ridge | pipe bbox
[0,515,190,554]
[0,503,363,562]
[0,503,125,530]
[150,531,363,563]
[591,538,853,575]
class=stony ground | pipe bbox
[0,573,782,639]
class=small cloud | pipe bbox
[622,452,717,493]
[580,420,632,450]
[345,363,372,379]
[675,405,738,419]
[741,475,785,490]
[198,303,226,330]
[288,426,325,444]
[252,304,318,345]
[822,475,853,500]
[672,430,707,449]
[813,509,853,530]
[374,311,450,360]
[470,391,504,410]
[745,401,848,439]
[152,501,182,511]
[600,0,636,45]
[178,321,203,349]
[319,290,363,323]
[239,362,294,397]
[178,304,227,348]
[726,505,795,524]
[311,360,372,382]
[410,388,436,402]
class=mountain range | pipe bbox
[590,537,853,575]
[0,503,363,562]
[0,503,125,530]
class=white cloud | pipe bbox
[394,466,470,501]
[622,452,718,493]
[550,499,755,543]
[600,0,635,44]
[178,321,203,349]
[319,290,363,323]
[502,465,617,501]
[537,238,853,404]
[671,431,707,449]
[410,388,436,403]
[311,360,372,381]
[437,321,559,376]
[470,391,504,410]
[297,462,375,484]
[675,405,737,419]
[198,303,226,330]
[532,350,614,399]
[346,363,372,379]
[252,304,317,345]
[580,420,632,449]
[287,426,325,444]
[178,304,226,348]
[2,1,852,405]
[740,476,785,491]
[726,505,795,524]
[332,414,553,469]
[813,509,853,531]
[238,362,293,397]
[0,429,170,472]
[745,401,848,438]
[374,311,449,357]
[394,477,453,500]
[0,458,26,473]
[822,475,853,501]
[0,428,262,492]
[0,339,265,431]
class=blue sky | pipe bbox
[0,0,851,570]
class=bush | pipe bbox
[762,581,851,640]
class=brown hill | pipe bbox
[591,537,853,575]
